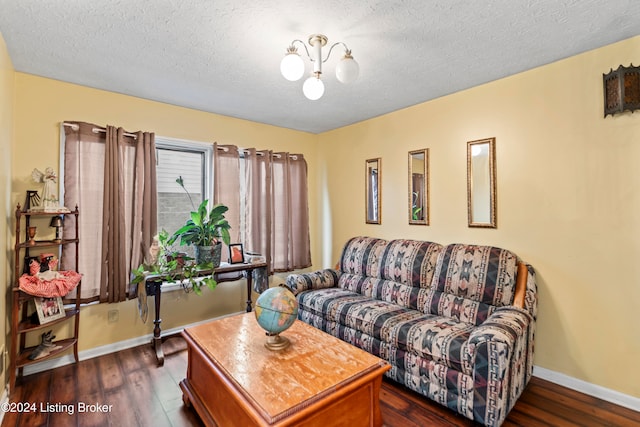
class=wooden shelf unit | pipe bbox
[14,338,78,369]
[16,238,79,249]
[9,205,81,391]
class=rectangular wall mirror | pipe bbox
[467,137,497,228]
[365,158,381,224]
[408,149,429,225]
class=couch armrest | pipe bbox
[285,269,341,295]
[468,306,533,347]
[513,262,527,309]
[465,307,535,427]
[513,262,538,319]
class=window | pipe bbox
[155,137,212,257]
[62,122,309,302]
[156,138,311,273]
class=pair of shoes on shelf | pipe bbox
[28,330,61,360]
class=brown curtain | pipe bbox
[101,126,126,302]
[62,122,105,301]
[244,149,273,269]
[244,150,311,272]
[213,143,240,258]
[133,131,158,275]
[62,121,157,303]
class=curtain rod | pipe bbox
[63,122,138,139]
[215,145,299,159]
[64,123,299,158]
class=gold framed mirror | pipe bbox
[365,158,381,224]
[408,149,429,225]
[467,137,497,228]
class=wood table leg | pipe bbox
[245,271,253,312]
[147,280,165,366]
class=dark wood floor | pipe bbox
[2,338,639,427]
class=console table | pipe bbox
[144,261,268,365]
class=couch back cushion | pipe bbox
[338,237,443,310]
[379,239,443,287]
[339,236,388,278]
[424,244,519,325]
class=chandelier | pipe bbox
[280,34,359,100]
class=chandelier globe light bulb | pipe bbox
[280,51,305,82]
[335,53,359,84]
[302,75,325,100]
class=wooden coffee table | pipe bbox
[180,313,390,427]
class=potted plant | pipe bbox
[169,199,231,267]
[130,177,232,295]
[131,229,219,296]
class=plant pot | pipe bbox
[166,252,188,268]
[195,243,222,268]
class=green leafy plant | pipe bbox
[169,199,231,247]
[131,229,218,295]
[130,229,178,285]
[170,176,231,248]
[180,262,218,295]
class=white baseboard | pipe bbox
[533,366,640,412]
[22,311,243,377]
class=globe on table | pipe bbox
[254,286,299,350]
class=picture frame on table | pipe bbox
[229,243,245,264]
[34,296,66,324]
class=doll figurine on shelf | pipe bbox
[30,167,69,212]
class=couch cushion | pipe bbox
[338,273,432,311]
[338,273,381,297]
[339,236,388,278]
[297,287,370,321]
[286,269,340,295]
[297,288,475,373]
[379,313,474,373]
[425,244,519,326]
[338,237,443,310]
[375,239,443,310]
[379,239,443,287]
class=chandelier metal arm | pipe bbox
[288,39,312,61]
[289,35,351,64]
[323,41,351,63]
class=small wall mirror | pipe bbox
[408,149,429,225]
[365,158,381,224]
[467,137,497,228]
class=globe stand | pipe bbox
[264,333,290,351]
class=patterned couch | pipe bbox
[285,237,537,427]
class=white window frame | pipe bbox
[155,136,214,292]
[155,136,214,203]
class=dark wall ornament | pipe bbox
[603,64,640,117]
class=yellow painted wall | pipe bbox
[317,35,640,397]
[0,31,14,392]
[11,74,319,353]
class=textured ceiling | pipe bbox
[0,1,639,134]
